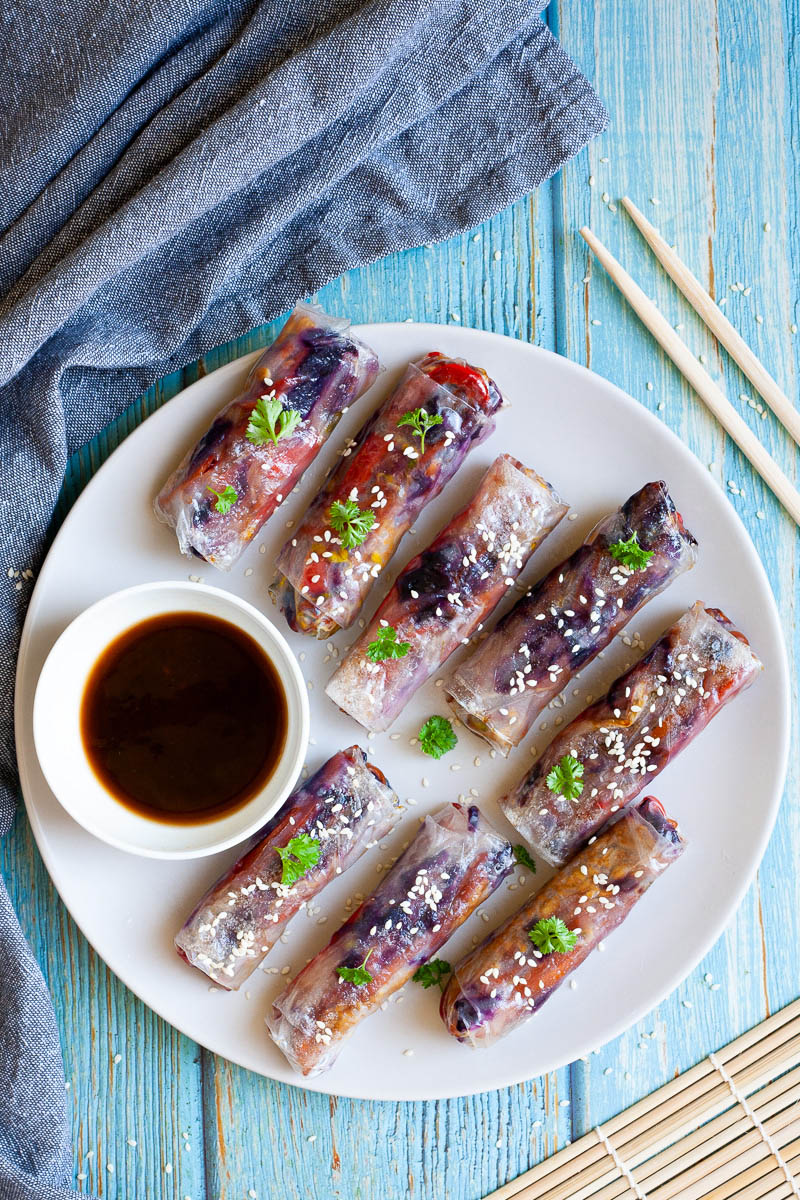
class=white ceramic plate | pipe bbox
[15,324,790,1101]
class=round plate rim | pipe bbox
[15,321,791,1101]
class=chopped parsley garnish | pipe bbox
[366,624,411,663]
[546,754,584,801]
[275,834,320,887]
[246,393,302,446]
[336,949,374,986]
[328,498,376,550]
[418,715,457,759]
[207,484,238,515]
[398,407,444,455]
[513,844,537,873]
[529,917,579,955]
[608,531,654,572]
[412,959,452,991]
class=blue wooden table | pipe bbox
[4,2,799,1196]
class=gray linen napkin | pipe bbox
[0,1,606,1193]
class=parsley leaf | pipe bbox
[418,715,457,759]
[513,844,537,873]
[608,531,654,572]
[529,917,579,955]
[366,624,411,663]
[546,754,584,801]
[336,949,374,986]
[412,959,452,991]
[246,393,303,446]
[397,407,444,455]
[275,834,321,887]
[328,498,376,550]
[207,484,238,515]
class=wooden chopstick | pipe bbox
[620,195,800,449]
[579,224,800,528]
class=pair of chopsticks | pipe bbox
[580,199,800,527]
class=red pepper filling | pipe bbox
[425,358,491,407]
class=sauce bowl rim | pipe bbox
[32,580,310,860]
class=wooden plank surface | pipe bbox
[2,1,798,1196]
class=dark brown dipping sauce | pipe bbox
[80,612,288,824]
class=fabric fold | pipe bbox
[0,877,86,1200]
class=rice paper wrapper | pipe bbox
[499,602,761,866]
[271,352,503,637]
[448,480,697,754]
[440,797,685,1048]
[325,453,567,731]
[155,303,378,570]
[175,746,400,988]
[266,802,513,1076]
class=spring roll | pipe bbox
[175,747,400,988]
[325,454,567,731]
[271,352,504,638]
[155,303,379,569]
[266,802,513,1076]
[499,602,761,866]
[440,797,685,1047]
[447,481,698,754]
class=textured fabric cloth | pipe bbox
[0,0,606,1193]
[0,878,86,1200]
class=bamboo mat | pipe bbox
[485,999,800,1200]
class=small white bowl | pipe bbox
[33,581,309,859]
